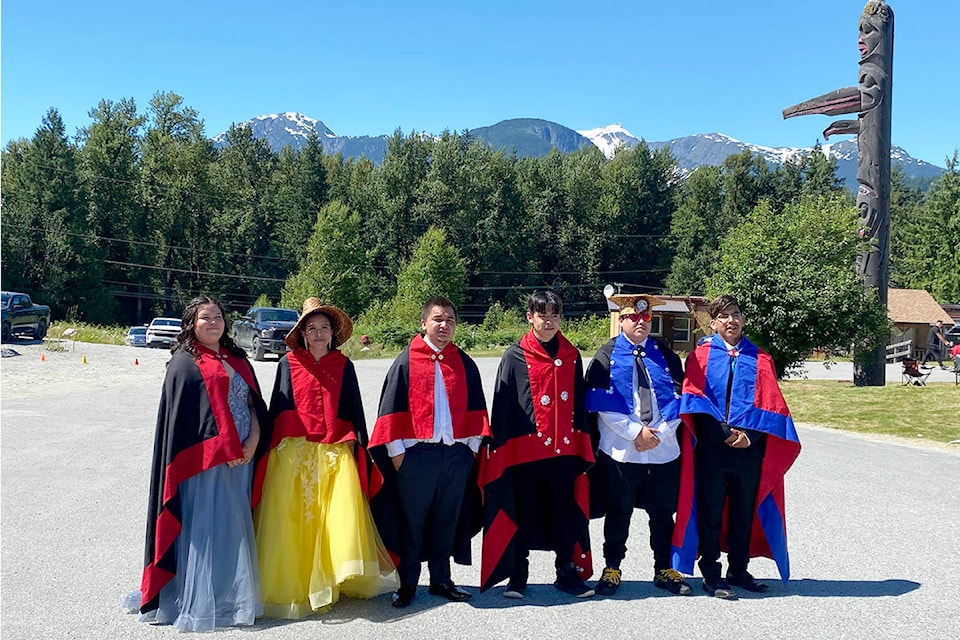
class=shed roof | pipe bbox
[887,288,953,324]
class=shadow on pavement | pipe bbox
[785,578,920,597]
[252,591,452,627]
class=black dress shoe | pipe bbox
[726,571,769,593]
[392,585,417,608]
[702,578,736,599]
[428,582,473,602]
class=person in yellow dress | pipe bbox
[254,298,398,618]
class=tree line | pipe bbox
[2,92,957,368]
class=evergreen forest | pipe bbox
[3,93,958,358]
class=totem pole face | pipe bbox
[859,2,892,60]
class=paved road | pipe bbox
[2,343,958,639]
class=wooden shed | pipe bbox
[887,288,954,360]
[606,294,709,355]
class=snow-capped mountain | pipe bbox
[213,112,390,163]
[651,132,943,190]
[577,123,639,158]
[579,127,944,190]
[213,115,945,191]
[212,112,336,148]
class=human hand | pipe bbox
[392,453,405,471]
[227,440,257,467]
[725,429,750,449]
[633,428,661,452]
[240,435,258,464]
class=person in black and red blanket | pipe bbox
[254,297,398,618]
[130,295,269,631]
[671,294,801,599]
[368,296,490,608]
[479,290,595,600]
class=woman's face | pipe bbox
[193,302,225,349]
[303,312,333,356]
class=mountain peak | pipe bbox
[210,112,944,191]
[577,123,639,158]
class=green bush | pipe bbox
[561,315,610,353]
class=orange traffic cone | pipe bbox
[134,358,139,365]
[82,355,87,364]
[41,352,46,362]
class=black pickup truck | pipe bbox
[231,306,298,360]
[2,291,52,342]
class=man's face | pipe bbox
[421,305,456,349]
[527,307,561,342]
[619,310,652,344]
[711,304,744,345]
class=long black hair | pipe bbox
[171,295,246,359]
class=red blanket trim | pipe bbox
[374,335,490,444]
[573,473,593,579]
[478,429,594,488]
[680,343,711,397]
[369,411,414,447]
[753,350,791,416]
[480,509,519,588]
[286,349,355,444]
[409,334,478,438]
[521,331,579,440]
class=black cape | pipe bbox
[139,348,269,613]
[479,334,593,592]
[368,341,488,569]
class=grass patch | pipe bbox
[48,321,127,345]
[781,380,960,444]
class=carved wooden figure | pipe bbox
[782,1,894,386]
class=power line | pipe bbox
[1,221,296,265]
[103,260,286,283]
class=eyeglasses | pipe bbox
[622,311,652,323]
[715,312,743,321]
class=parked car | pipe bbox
[146,317,182,348]
[1,291,52,342]
[945,323,960,341]
[232,306,298,361]
[125,326,148,347]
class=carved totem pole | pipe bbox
[782,1,894,387]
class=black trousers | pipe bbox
[510,456,585,579]
[597,451,680,572]
[394,442,474,587]
[695,446,762,582]
[922,344,944,366]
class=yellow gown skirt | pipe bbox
[254,438,398,618]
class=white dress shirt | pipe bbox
[385,336,482,457]
[597,336,680,464]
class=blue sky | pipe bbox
[3,0,957,166]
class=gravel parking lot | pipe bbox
[2,340,958,639]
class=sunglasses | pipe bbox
[622,311,652,323]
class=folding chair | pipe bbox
[901,358,930,386]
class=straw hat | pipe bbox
[285,297,354,350]
[607,293,666,315]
